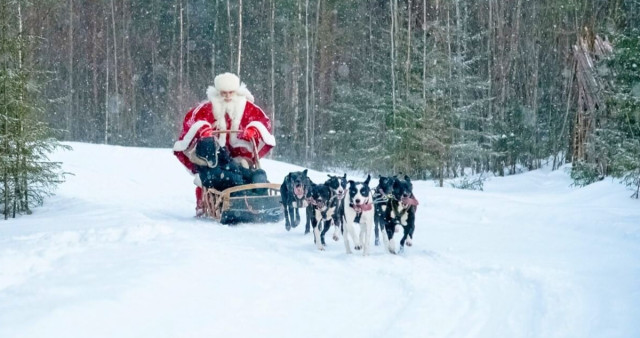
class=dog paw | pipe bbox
[304,229,310,235]
[285,224,291,231]
[406,238,413,247]
[399,246,405,254]
[374,239,380,246]
[354,245,362,250]
[394,225,401,233]
[332,234,339,241]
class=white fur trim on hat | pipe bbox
[207,83,254,103]
[214,72,240,92]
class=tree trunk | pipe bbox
[17,1,27,212]
[304,0,310,164]
[110,0,119,137]
[310,0,321,160]
[227,0,234,71]
[422,0,426,101]
[237,0,242,75]
[446,0,452,110]
[211,0,218,78]
[455,0,462,130]
[389,0,396,126]
[487,0,493,128]
[105,8,110,144]
[405,0,411,98]
[269,0,275,143]
[179,0,184,113]
[68,0,74,137]
[291,0,301,156]
[92,12,99,134]
[531,0,540,168]
[1,0,7,218]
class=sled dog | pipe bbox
[381,175,419,254]
[281,170,313,232]
[342,175,375,255]
[307,183,338,251]
[373,175,396,246]
[324,174,347,241]
[195,136,267,193]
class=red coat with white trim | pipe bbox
[173,85,275,174]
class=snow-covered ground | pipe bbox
[1,142,639,338]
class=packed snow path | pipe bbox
[1,143,639,338]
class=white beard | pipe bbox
[210,94,246,147]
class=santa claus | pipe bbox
[173,72,276,215]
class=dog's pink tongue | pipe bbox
[294,186,304,198]
[360,203,373,211]
[402,196,419,206]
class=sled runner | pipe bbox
[200,130,284,225]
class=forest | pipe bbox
[1,0,639,218]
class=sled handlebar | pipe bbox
[210,130,242,135]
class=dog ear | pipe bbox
[404,175,411,182]
[348,180,355,187]
[343,173,347,179]
[364,174,371,185]
[303,169,308,176]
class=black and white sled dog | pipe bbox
[306,183,338,251]
[280,169,313,232]
[381,175,419,254]
[373,175,396,246]
[342,175,375,255]
[324,174,347,242]
[195,136,267,193]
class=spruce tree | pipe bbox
[0,0,68,219]
[605,33,640,198]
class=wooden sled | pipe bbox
[202,183,283,224]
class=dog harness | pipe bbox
[349,200,372,223]
[389,195,419,225]
[307,193,338,221]
[372,189,393,205]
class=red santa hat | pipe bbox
[214,72,240,92]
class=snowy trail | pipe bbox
[1,142,639,338]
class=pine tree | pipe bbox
[0,0,69,219]
[604,33,640,198]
